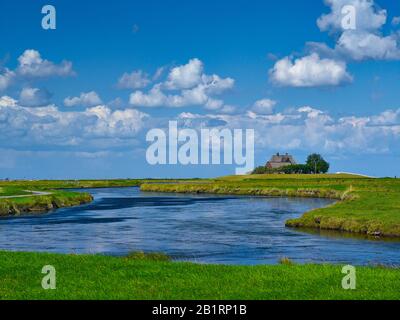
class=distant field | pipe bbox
[0,179,143,190]
[0,187,31,197]
[219,173,369,180]
[141,174,400,238]
[1,251,399,300]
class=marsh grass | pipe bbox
[0,190,93,216]
[125,251,171,261]
[279,257,295,265]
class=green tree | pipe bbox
[282,164,312,174]
[252,166,268,174]
[306,154,329,174]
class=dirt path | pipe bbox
[0,190,52,199]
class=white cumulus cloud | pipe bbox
[269,53,352,87]
[0,96,17,107]
[164,58,204,90]
[64,91,103,107]
[317,0,387,32]
[117,70,150,89]
[0,97,149,150]
[337,31,400,60]
[317,0,400,61]
[0,69,15,91]
[129,59,234,110]
[17,49,75,78]
[180,105,400,155]
[19,87,52,107]
[251,98,277,115]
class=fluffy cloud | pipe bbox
[179,105,400,155]
[0,97,148,150]
[0,49,74,94]
[220,105,237,114]
[64,91,103,107]
[117,70,150,89]
[129,59,234,110]
[251,99,276,115]
[17,49,75,78]
[337,31,400,60]
[317,0,400,61]
[129,85,167,107]
[83,105,148,138]
[269,53,352,87]
[130,84,208,108]
[130,79,233,108]
[164,58,204,90]
[0,96,17,107]
[370,109,400,125]
[204,98,224,110]
[153,67,165,81]
[317,0,387,32]
[19,87,52,107]
[201,74,235,94]
[276,0,400,85]
[0,69,15,91]
[2,92,400,157]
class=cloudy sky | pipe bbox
[1,0,400,178]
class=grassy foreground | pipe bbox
[141,174,400,238]
[0,251,399,300]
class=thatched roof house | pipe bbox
[266,153,297,169]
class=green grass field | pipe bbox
[0,251,399,300]
[0,187,32,196]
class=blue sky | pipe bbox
[1,0,400,178]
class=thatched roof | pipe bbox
[266,153,297,169]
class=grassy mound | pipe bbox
[0,191,93,216]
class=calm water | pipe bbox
[0,187,400,265]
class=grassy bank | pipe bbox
[0,179,145,216]
[140,174,400,238]
[0,251,399,300]
[0,179,143,190]
[0,190,93,216]
[0,179,199,216]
